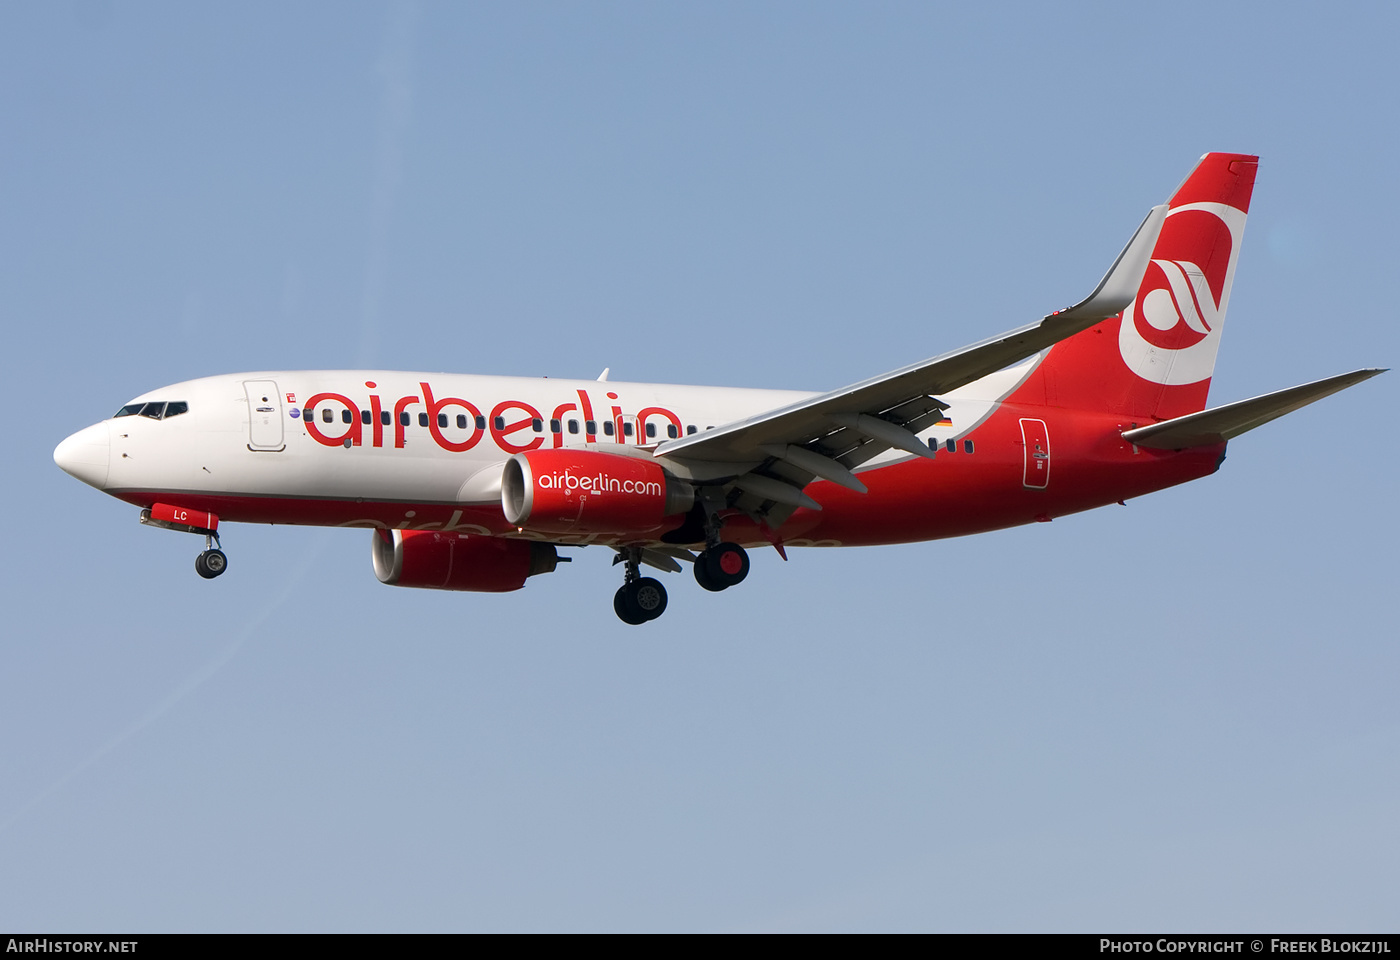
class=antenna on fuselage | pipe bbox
[597,367,610,382]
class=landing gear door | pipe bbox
[1020,418,1050,490]
[244,380,285,451]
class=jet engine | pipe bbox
[372,529,560,592]
[501,449,694,536]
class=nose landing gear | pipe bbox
[194,533,228,579]
[139,506,229,580]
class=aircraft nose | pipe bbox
[54,422,111,489]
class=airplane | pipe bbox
[53,153,1384,624]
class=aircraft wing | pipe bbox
[652,203,1167,515]
[1122,368,1386,450]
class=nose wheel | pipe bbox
[138,506,230,581]
[195,548,228,579]
[194,532,228,580]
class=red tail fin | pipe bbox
[1039,153,1259,421]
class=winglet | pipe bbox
[1051,203,1168,323]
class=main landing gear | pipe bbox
[610,541,751,624]
[194,533,228,580]
[693,542,749,592]
[614,548,668,625]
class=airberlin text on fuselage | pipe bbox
[299,381,682,456]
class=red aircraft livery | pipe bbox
[54,154,1384,623]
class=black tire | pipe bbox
[705,542,749,588]
[693,555,727,592]
[631,577,668,620]
[197,549,228,579]
[613,585,648,625]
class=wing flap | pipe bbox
[1122,369,1386,450]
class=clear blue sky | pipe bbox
[2,1,1395,932]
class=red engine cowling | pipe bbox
[371,529,559,592]
[501,449,694,536]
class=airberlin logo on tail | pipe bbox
[1118,201,1248,386]
[1139,259,1216,346]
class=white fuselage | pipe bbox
[106,372,812,507]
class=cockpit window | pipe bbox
[114,400,188,420]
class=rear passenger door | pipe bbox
[1019,418,1049,489]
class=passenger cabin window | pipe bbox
[322,408,334,423]
[549,419,561,434]
[493,417,505,430]
[667,424,679,439]
[438,414,448,428]
[531,419,543,433]
[964,439,975,453]
[456,415,468,429]
[603,421,615,436]
[568,420,579,434]
[400,412,411,426]
[475,416,486,430]
[418,413,429,427]
[687,425,697,435]
[342,410,353,424]
[381,411,391,426]
[622,422,634,437]
[586,420,597,434]
[946,439,955,453]
[361,410,371,424]
[645,423,657,438]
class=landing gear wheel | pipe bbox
[700,542,749,589]
[614,584,647,625]
[612,547,671,624]
[631,577,668,620]
[693,556,725,592]
[614,577,668,624]
[195,549,228,580]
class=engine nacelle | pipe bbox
[501,449,694,536]
[371,529,559,593]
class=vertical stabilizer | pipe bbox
[1038,153,1258,421]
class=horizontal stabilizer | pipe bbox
[1122,369,1386,450]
